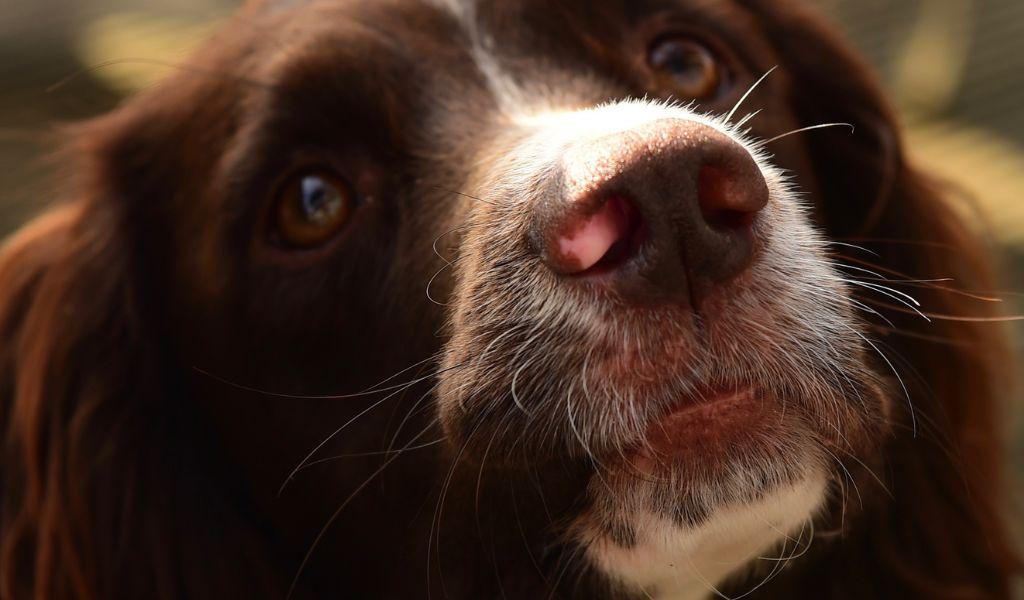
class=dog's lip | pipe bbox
[628,386,766,465]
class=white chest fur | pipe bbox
[584,473,828,600]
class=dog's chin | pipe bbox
[589,386,825,516]
[572,391,827,598]
[579,464,829,600]
[571,386,830,597]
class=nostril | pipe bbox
[556,195,643,275]
[697,164,768,230]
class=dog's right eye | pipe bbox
[273,170,355,248]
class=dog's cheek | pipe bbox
[436,208,516,449]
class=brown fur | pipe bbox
[1,0,1019,598]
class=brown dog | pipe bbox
[0,0,1019,598]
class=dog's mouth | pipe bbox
[638,387,760,455]
[605,385,787,477]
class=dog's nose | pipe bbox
[532,119,768,307]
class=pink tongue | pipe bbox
[557,196,631,273]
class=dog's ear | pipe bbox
[741,2,1021,596]
[0,92,277,600]
[0,152,152,600]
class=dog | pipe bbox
[1,0,1020,598]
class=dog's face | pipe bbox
[425,2,889,590]
[18,0,1013,598]
[130,0,893,593]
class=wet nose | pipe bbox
[531,118,769,307]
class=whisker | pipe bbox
[507,479,554,592]
[681,549,730,600]
[473,431,511,600]
[546,542,590,600]
[737,520,814,598]
[849,297,897,329]
[833,262,891,281]
[383,380,442,455]
[841,279,929,321]
[866,324,981,347]
[832,448,892,501]
[426,255,463,307]
[834,236,958,250]
[852,280,925,310]
[733,109,762,130]
[827,241,880,258]
[820,447,864,510]
[876,280,1004,302]
[724,65,777,123]
[285,423,435,600]
[837,254,1014,301]
[430,185,500,206]
[568,359,620,499]
[508,326,548,418]
[861,301,1024,323]
[297,437,445,470]
[844,324,916,437]
[432,222,474,266]
[278,363,463,496]
[193,356,438,400]
[755,122,854,146]
[428,424,481,600]
[360,356,442,394]
[278,392,408,496]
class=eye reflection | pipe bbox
[274,170,354,248]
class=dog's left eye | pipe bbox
[273,171,355,248]
[647,36,724,100]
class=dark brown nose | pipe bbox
[531,119,769,307]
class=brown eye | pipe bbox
[274,171,355,248]
[647,37,723,100]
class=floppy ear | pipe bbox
[0,143,150,598]
[0,111,277,599]
[739,2,1021,596]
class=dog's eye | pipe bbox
[647,36,723,100]
[274,171,355,248]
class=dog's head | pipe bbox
[1,1,1018,599]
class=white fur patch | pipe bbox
[584,471,828,600]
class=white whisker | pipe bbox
[755,122,854,146]
[725,66,777,123]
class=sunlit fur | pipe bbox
[0,0,1018,599]
[435,97,889,594]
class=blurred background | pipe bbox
[1,0,1022,567]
